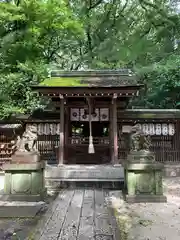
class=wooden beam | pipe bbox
[40,93,136,98]
[58,95,64,165]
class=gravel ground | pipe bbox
[126,178,180,240]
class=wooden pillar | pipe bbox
[58,95,64,165]
[110,103,114,162]
[112,94,118,164]
[64,106,69,164]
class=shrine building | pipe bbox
[1,69,180,183]
[32,69,141,165]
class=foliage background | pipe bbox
[0,0,180,118]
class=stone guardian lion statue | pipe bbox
[15,124,38,152]
[130,125,151,152]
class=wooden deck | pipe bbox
[34,188,121,240]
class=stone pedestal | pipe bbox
[2,152,46,201]
[11,151,40,163]
[123,151,167,203]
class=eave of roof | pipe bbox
[118,109,180,119]
[32,85,143,90]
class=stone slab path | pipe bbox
[33,188,120,240]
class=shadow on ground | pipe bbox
[0,192,58,240]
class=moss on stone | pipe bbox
[138,219,153,226]
[39,77,88,87]
[114,208,132,240]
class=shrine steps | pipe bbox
[45,164,125,193]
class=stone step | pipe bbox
[0,201,46,218]
[45,164,124,181]
[45,164,125,194]
[45,179,125,195]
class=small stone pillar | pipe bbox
[123,126,166,203]
[2,124,46,201]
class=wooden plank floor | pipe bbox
[35,188,120,240]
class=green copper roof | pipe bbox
[39,70,138,87]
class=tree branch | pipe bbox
[92,0,117,41]
[85,0,94,60]
[139,0,174,23]
[121,0,129,13]
[139,25,151,39]
[109,0,129,31]
[88,0,104,10]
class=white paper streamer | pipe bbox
[155,124,161,135]
[142,123,149,135]
[169,123,175,136]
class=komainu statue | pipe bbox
[130,125,151,152]
[15,124,38,152]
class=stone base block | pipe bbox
[1,190,46,202]
[124,151,166,203]
[11,151,40,163]
[126,194,167,203]
[0,201,46,218]
[127,151,155,164]
[3,162,46,201]
[45,164,124,181]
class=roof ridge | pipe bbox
[49,69,134,78]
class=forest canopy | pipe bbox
[0,0,180,118]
